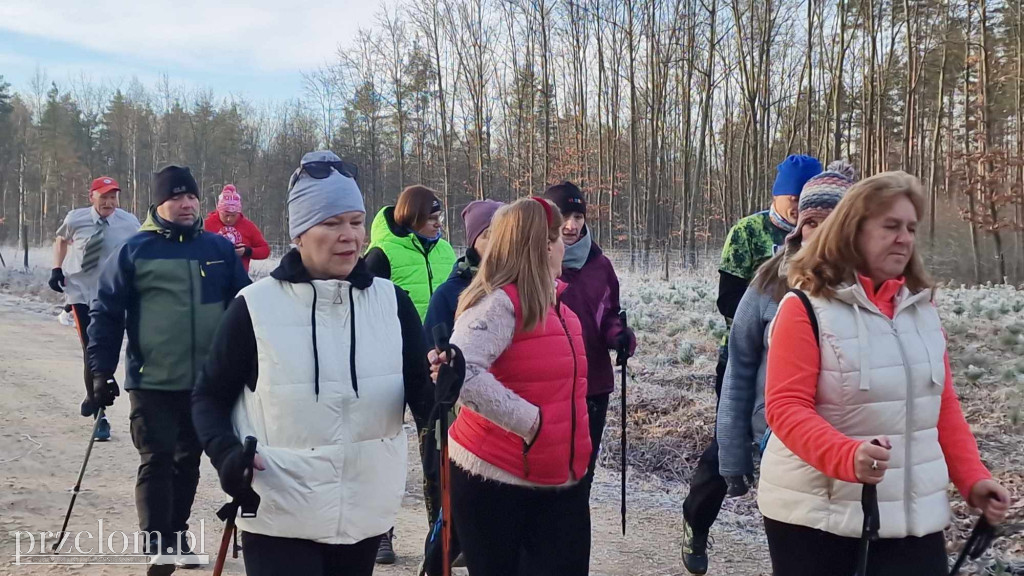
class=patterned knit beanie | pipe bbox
[785,160,857,247]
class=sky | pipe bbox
[0,0,383,103]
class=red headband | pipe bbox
[532,196,553,227]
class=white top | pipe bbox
[56,207,140,305]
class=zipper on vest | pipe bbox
[522,441,531,478]
[414,242,437,295]
[889,317,916,534]
[555,299,579,480]
[187,262,197,385]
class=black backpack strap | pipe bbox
[787,289,819,342]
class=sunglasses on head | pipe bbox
[289,160,359,189]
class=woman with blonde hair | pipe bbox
[759,171,1011,575]
[433,196,592,576]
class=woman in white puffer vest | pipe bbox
[192,151,434,576]
[759,171,1010,576]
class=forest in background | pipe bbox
[1,0,1024,283]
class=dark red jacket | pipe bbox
[559,242,635,397]
[204,212,271,272]
[449,283,592,485]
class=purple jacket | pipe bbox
[558,242,636,397]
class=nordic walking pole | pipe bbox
[52,406,106,553]
[213,436,258,576]
[617,311,628,536]
[854,439,883,576]
[949,516,997,575]
[433,323,454,576]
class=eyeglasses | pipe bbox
[288,160,359,189]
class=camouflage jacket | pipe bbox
[719,210,789,281]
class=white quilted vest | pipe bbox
[231,276,408,544]
[758,283,951,538]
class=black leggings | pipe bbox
[763,517,948,576]
[240,531,381,576]
[450,464,591,576]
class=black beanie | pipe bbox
[153,165,199,206]
[543,181,586,216]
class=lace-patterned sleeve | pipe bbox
[450,289,540,440]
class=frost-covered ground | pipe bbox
[2,246,1023,572]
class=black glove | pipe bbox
[91,373,120,407]
[48,268,65,293]
[615,328,634,356]
[216,443,260,503]
[725,474,757,498]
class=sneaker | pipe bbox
[681,518,710,575]
[375,528,396,565]
[94,417,111,442]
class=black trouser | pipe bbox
[69,303,98,417]
[128,390,202,553]
[763,517,947,576]
[681,345,728,533]
[450,464,591,576]
[240,531,380,576]
[583,392,611,491]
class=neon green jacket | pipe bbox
[366,206,456,320]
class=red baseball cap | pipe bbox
[90,176,120,196]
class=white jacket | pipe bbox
[230,276,408,544]
[758,283,950,538]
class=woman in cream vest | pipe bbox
[192,151,434,576]
[759,171,1010,576]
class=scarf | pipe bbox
[562,225,592,270]
[414,229,441,251]
[768,205,796,234]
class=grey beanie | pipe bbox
[287,150,365,239]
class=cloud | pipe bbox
[0,0,382,73]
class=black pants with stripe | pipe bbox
[69,303,97,417]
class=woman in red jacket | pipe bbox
[204,185,271,272]
[760,171,1011,576]
[432,197,592,576]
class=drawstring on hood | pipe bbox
[310,282,321,400]
[349,284,359,397]
[271,249,373,400]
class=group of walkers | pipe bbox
[48,146,1011,576]
[680,155,1012,576]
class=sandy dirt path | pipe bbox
[0,299,769,576]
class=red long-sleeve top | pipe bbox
[765,276,991,500]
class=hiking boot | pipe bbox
[375,528,396,565]
[94,417,110,442]
[681,518,710,575]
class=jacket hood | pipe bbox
[271,248,374,290]
[141,206,204,240]
[369,206,411,245]
[449,248,481,282]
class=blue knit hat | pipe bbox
[772,155,823,197]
